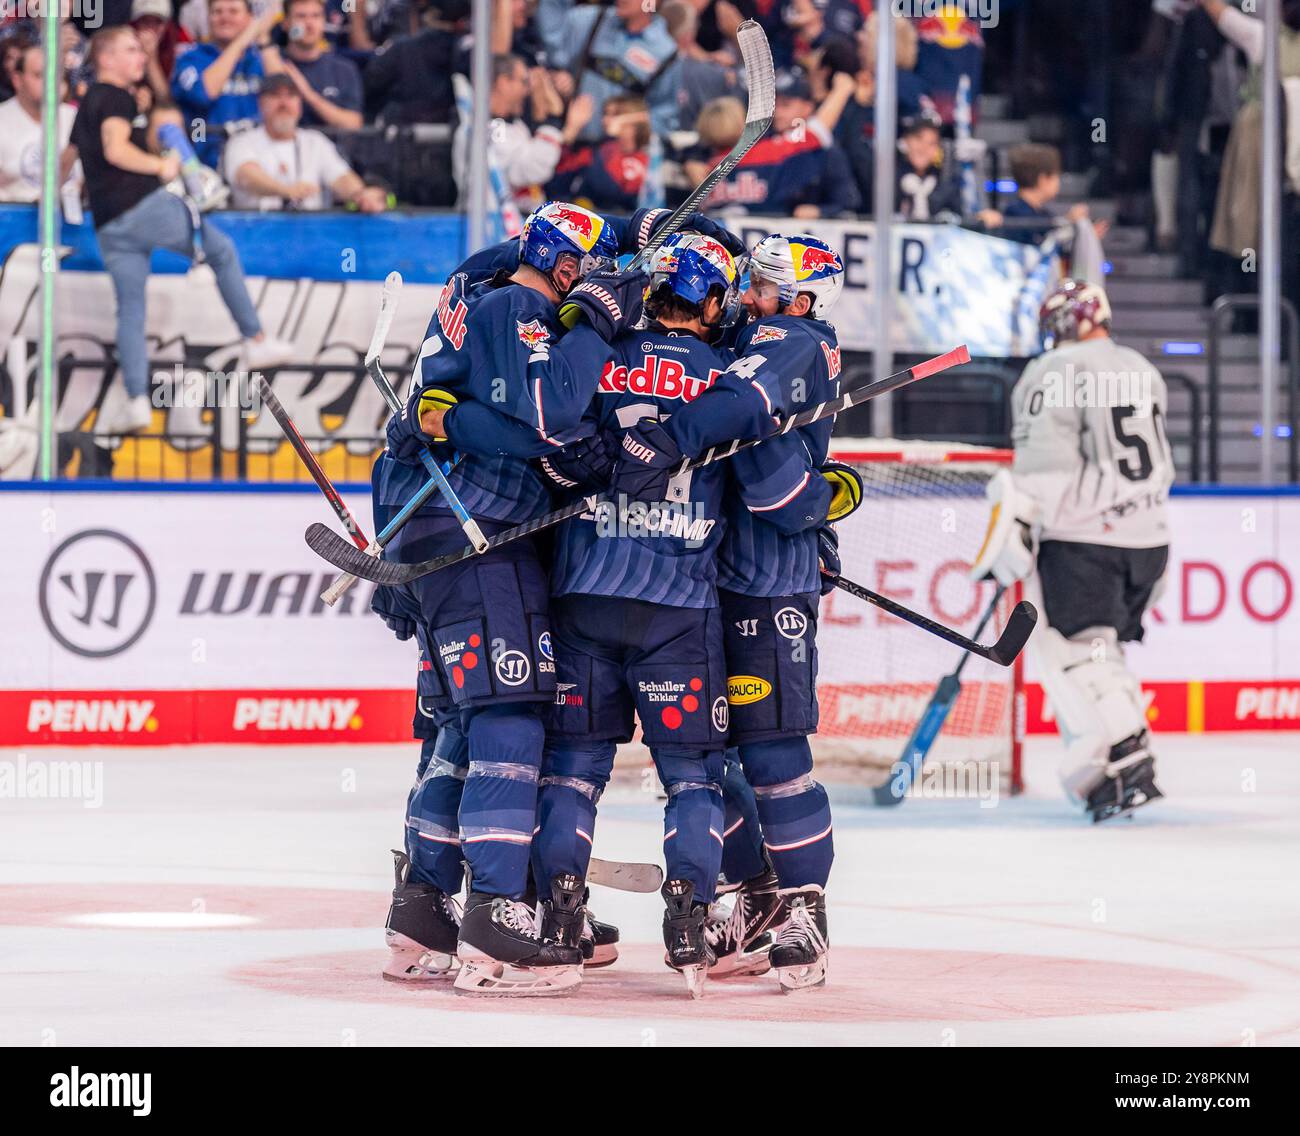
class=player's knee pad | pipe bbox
[1033,625,1151,802]
[739,738,832,888]
[539,739,617,806]
[653,746,725,798]
[464,703,545,770]
[534,740,616,883]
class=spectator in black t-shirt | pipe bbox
[279,0,364,130]
[364,5,463,125]
[68,26,292,436]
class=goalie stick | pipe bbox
[826,572,1037,667]
[871,584,1011,807]
[303,345,972,586]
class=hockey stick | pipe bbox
[316,274,490,605]
[624,20,774,272]
[255,375,370,553]
[826,572,1037,667]
[587,856,663,894]
[872,584,1009,807]
[303,345,974,586]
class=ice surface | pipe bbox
[1,735,1296,1047]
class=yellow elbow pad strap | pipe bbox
[417,387,458,442]
[821,460,864,523]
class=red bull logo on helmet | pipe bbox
[791,241,843,282]
[542,203,604,252]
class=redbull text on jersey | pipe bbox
[600,354,723,403]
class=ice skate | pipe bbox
[1087,742,1164,824]
[582,889,620,968]
[770,886,829,993]
[661,879,715,999]
[454,891,582,997]
[705,868,785,978]
[538,872,586,951]
[383,850,461,983]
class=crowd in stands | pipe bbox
[0,0,1004,227]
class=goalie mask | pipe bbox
[519,201,619,294]
[1039,278,1112,347]
[747,234,845,320]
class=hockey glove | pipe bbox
[537,431,618,492]
[371,585,416,641]
[628,207,747,260]
[609,417,683,503]
[821,460,864,522]
[683,214,748,259]
[387,386,457,466]
[559,268,648,339]
[817,525,841,596]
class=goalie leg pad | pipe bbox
[458,705,545,897]
[655,746,726,905]
[740,737,834,890]
[531,739,615,892]
[720,751,768,887]
[1033,624,1153,805]
[406,713,469,895]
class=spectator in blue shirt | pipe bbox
[278,0,363,130]
[171,0,284,168]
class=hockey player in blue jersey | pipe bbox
[610,234,862,992]
[528,233,743,998]
[380,200,654,996]
[374,202,743,988]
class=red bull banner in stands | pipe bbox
[0,208,1057,481]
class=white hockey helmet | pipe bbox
[747,234,845,320]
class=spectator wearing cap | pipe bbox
[171,0,285,168]
[537,0,681,142]
[131,0,189,107]
[222,71,388,210]
[277,0,363,131]
[894,112,961,220]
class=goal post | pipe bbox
[814,441,1025,794]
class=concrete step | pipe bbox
[1110,306,1212,335]
[975,119,1031,146]
[978,92,1011,120]
[1102,225,1147,254]
[1108,252,1180,278]
[1107,277,1202,306]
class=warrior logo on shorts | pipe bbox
[495,650,532,686]
[774,606,808,641]
[711,696,729,733]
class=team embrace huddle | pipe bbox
[366,198,1175,1002]
[373,201,856,998]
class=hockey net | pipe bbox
[814,441,1025,793]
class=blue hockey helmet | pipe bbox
[644,232,739,324]
[518,201,619,283]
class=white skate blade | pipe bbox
[383,948,459,983]
[453,959,582,998]
[777,955,827,993]
[680,964,709,1000]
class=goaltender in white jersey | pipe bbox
[972,278,1173,822]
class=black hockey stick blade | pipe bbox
[829,573,1037,666]
[984,599,1039,667]
[306,521,415,586]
